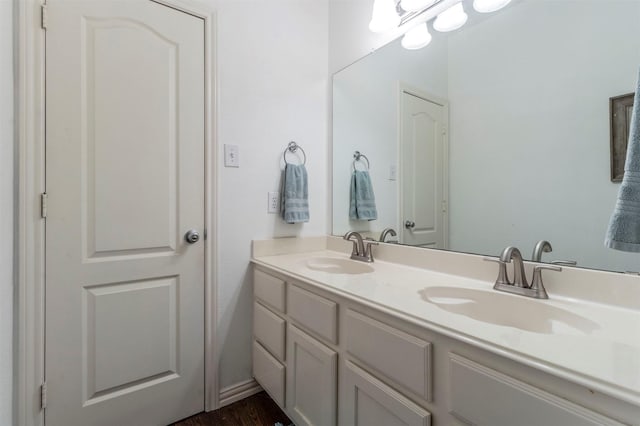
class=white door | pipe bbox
[400,89,448,248]
[45,1,205,425]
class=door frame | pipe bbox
[396,82,450,248]
[15,1,219,424]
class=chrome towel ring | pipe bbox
[353,151,370,171]
[283,141,307,165]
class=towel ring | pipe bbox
[283,141,306,165]
[352,151,370,171]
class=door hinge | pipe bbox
[41,4,48,30]
[442,200,448,213]
[40,193,48,218]
[40,382,47,410]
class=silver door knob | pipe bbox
[405,220,416,229]
[185,229,200,244]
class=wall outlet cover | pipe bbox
[268,192,280,214]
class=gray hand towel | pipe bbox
[281,164,309,224]
[606,69,640,252]
[349,170,378,221]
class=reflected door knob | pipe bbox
[185,229,200,244]
[405,220,415,229]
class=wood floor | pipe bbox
[171,392,292,426]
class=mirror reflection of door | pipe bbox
[399,87,449,248]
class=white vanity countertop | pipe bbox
[252,245,640,407]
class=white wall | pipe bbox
[333,36,448,236]
[447,0,640,271]
[211,0,329,390]
[0,0,13,423]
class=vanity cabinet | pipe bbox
[252,265,636,426]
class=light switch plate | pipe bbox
[224,144,239,167]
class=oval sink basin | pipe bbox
[420,286,599,335]
[304,257,374,275]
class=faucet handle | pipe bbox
[530,264,562,299]
[483,257,510,286]
[551,260,577,266]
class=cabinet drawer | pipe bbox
[345,309,432,401]
[341,360,431,426]
[254,269,285,312]
[288,284,338,344]
[253,341,285,408]
[449,354,624,426]
[254,301,285,361]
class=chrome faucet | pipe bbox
[500,246,528,288]
[344,231,378,262]
[379,227,397,243]
[532,240,552,262]
[485,246,562,299]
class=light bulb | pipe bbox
[401,23,432,50]
[433,2,468,32]
[369,0,401,33]
[473,0,511,13]
[400,0,438,13]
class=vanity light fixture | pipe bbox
[400,0,438,13]
[368,0,511,50]
[473,0,511,13]
[369,0,401,33]
[401,22,432,49]
[433,2,468,32]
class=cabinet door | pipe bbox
[449,354,625,426]
[341,361,431,426]
[286,324,337,426]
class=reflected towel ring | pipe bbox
[283,141,307,165]
[353,151,370,171]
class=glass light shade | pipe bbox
[369,0,401,33]
[473,0,511,13]
[401,23,432,50]
[433,3,468,32]
[400,0,438,13]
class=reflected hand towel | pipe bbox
[281,164,309,224]
[606,69,640,252]
[349,170,378,221]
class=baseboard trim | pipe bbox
[218,378,263,408]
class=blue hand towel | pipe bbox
[606,69,640,252]
[349,170,378,221]
[281,164,309,224]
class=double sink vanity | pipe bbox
[251,236,640,426]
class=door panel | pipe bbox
[45,1,205,425]
[87,18,179,256]
[400,91,448,248]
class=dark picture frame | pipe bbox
[610,92,635,182]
